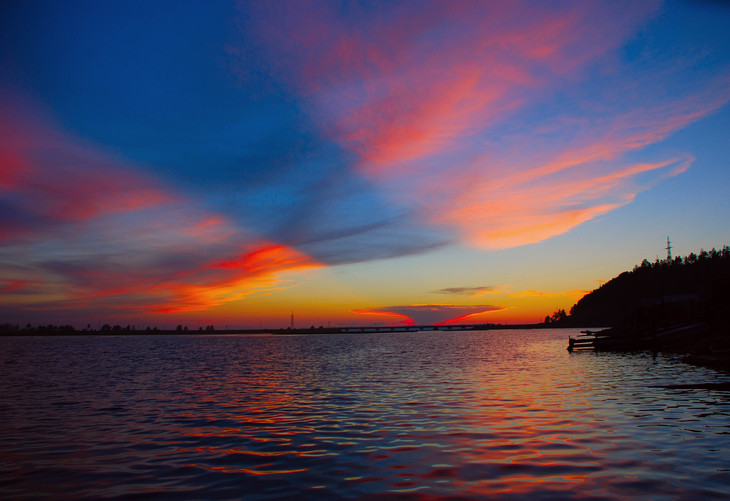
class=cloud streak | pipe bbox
[234,0,730,250]
[0,97,322,320]
[432,286,498,298]
[0,96,173,242]
[508,290,588,299]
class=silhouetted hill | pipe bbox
[567,246,730,327]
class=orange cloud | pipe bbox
[212,244,319,275]
[4,236,323,318]
[426,156,691,249]
[58,240,323,315]
[148,244,322,313]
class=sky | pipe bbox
[1,0,729,329]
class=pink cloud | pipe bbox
[233,1,728,250]
[428,155,693,249]
[0,279,29,294]
[236,1,657,173]
[0,96,322,319]
[0,95,172,242]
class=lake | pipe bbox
[1,329,729,499]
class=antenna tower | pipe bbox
[290,311,294,329]
[666,236,672,261]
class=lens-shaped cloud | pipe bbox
[353,304,505,325]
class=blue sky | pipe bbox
[1,0,729,327]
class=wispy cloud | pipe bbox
[0,97,322,320]
[432,286,498,298]
[233,0,729,250]
[0,96,173,242]
[508,290,588,299]
[0,279,29,294]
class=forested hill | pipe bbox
[567,246,730,327]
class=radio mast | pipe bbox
[666,236,672,261]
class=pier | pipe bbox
[567,321,722,361]
[567,330,609,352]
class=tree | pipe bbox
[550,308,567,323]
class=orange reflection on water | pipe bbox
[142,330,700,498]
[4,330,725,499]
[423,335,613,496]
[208,465,309,476]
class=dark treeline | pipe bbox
[553,245,730,327]
[0,323,220,336]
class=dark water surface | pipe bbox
[1,329,729,499]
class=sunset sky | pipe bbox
[1,0,729,328]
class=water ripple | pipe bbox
[1,330,730,499]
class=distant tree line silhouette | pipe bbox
[0,323,218,336]
[544,308,567,325]
[559,245,730,327]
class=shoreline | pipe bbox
[0,323,585,337]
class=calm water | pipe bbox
[1,329,729,500]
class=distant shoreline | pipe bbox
[0,323,581,337]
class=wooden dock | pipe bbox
[568,321,711,353]
[567,330,610,352]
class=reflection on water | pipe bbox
[1,330,729,499]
